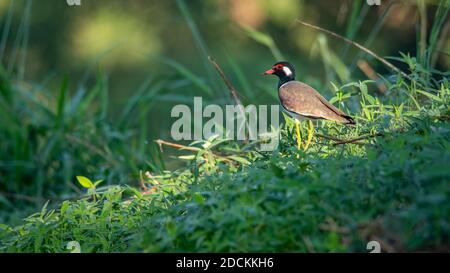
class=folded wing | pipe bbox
[279,81,355,124]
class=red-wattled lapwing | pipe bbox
[264,61,355,151]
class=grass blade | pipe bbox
[241,24,284,61]
[56,75,68,128]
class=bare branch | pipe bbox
[155,139,200,152]
[333,133,383,146]
[208,56,243,105]
[357,59,388,94]
[316,132,382,146]
[208,56,253,140]
[154,139,233,163]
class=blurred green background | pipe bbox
[3,0,449,107]
[0,0,449,223]
[1,0,448,125]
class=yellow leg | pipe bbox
[304,120,314,151]
[295,120,302,157]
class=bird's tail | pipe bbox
[344,115,356,125]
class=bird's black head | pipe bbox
[263,61,296,87]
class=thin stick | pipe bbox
[208,56,254,140]
[208,56,243,105]
[155,139,200,152]
[316,133,345,142]
[296,19,415,83]
[316,133,375,146]
[138,170,148,191]
[333,133,383,146]
[357,59,388,94]
[155,139,233,163]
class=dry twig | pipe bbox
[208,56,254,141]
[155,139,233,162]
[208,56,243,106]
[333,133,383,146]
[155,139,200,152]
[357,59,388,94]
[316,132,383,146]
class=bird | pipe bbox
[264,61,355,152]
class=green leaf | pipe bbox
[363,108,372,121]
[126,185,143,199]
[192,192,205,205]
[40,200,50,218]
[93,180,104,187]
[178,155,196,160]
[56,75,68,128]
[76,176,94,189]
[270,161,284,178]
[0,223,12,232]
[416,90,443,102]
[161,58,213,96]
[166,221,177,237]
[241,24,284,60]
[60,201,70,215]
[228,155,251,165]
[365,93,376,105]
[329,96,339,105]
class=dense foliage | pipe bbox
[0,0,449,253]
[1,76,449,252]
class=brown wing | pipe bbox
[279,81,355,124]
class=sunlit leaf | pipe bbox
[179,155,196,160]
[228,155,251,165]
[416,90,443,102]
[192,192,205,205]
[76,176,94,189]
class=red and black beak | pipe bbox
[263,69,275,75]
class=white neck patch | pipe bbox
[282,66,293,77]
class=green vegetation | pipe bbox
[1,68,449,252]
[0,0,449,252]
[0,68,163,224]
